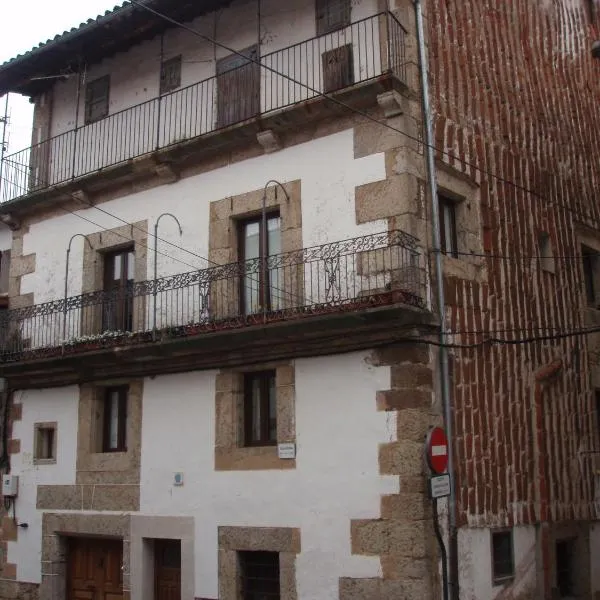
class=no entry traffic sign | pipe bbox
[425,427,449,474]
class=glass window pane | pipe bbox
[268,375,277,442]
[109,392,120,449]
[127,251,135,281]
[251,377,262,442]
[113,254,122,280]
[244,222,260,260]
[267,217,281,256]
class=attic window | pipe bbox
[316,0,351,35]
[84,75,110,124]
[160,55,182,95]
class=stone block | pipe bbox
[376,389,433,412]
[396,409,435,442]
[369,343,430,366]
[391,364,434,388]
[379,440,424,475]
[355,172,420,225]
[381,492,430,520]
[218,526,301,553]
[339,577,381,600]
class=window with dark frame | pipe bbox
[102,386,128,453]
[160,55,182,95]
[244,371,277,447]
[316,0,351,35]
[84,75,110,124]
[438,194,459,258]
[239,551,280,600]
[238,214,282,315]
[491,530,514,585]
[556,539,575,597]
[581,245,597,306]
[34,424,56,461]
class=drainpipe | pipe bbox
[413,1,458,599]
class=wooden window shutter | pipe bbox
[322,45,354,93]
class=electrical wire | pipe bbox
[127,0,599,227]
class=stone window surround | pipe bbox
[208,180,302,266]
[33,421,57,465]
[215,362,296,471]
[130,515,194,600]
[76,380,143,486]
[81,221,148,334]
[436,162,484,281]
[218,526,300,600]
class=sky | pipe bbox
[1,0,121,155]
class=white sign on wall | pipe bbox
[278,443,296,460]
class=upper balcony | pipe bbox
[0,230,434,388]
[0,12,409,206]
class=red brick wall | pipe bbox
[427,0,600,526]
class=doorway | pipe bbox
[154,539,182,600]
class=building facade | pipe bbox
[0,0,597,599]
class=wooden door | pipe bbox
[155,539,181,600]
[68,538,124,600]
[217,46,260,128]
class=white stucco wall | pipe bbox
[0,225,12,252]
[140,352,396,600]
[458,525,537,600]
[6,386,80,584]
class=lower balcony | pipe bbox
[0,230,435,388]
[1,12,409,206]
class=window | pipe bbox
[84,75,110,124]
[439,194,459,258]
[316,0,351,35]
[491,530,514,585]
[239,551,280,600]
[160,55,182,95]
[239,214,281,314]
[556,539,575,597]
[244,371,277,447]
[34,422,57,463]
[582,245,598,306]
[538,232,555,273]
[102,386,128,452]
[103,247,135,332]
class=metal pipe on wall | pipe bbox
[413,1,458,598]
[261,180,289,318]
[153,213,183,338]
[63,234,93,350]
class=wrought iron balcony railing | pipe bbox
[0,230,426,362]
[0,12,407,203]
